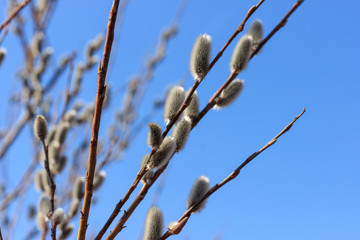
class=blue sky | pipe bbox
[0,0,359,239]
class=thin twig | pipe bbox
[0,0,32,32]
[0,226,3,240]
[97,1,265,238]
[105,1,304,238]
[41,140,57,240]
[160,108,306,239]
[0,108,32,160]
[77,0,121,239]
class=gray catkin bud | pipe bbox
[31,32,44,56]
[140,154,154,184]
[247,19,263,45]
[64,109,77,124]
[51,208,65,224]
[68,198,80,218]
[186,176,210,213]
[214,79,244,109]
[59,223,74,240]
[33,115,48,141]
[163,86,185,123]
[172,116,191,151]
[0,48,6,66]
[93,171,106,190]
[150,137,176,169]
[230,35,253,73]
[50,155,67,175]
[184,90,199,120]
[46,125,57,144]
[147,122,163,149]
[54,122,70,145]
[190,34,212,81]
[143,207,164,240]
[72,177,85,200]
[34,169,46,192]
[38,195,51,219]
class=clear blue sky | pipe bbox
[0,0,359,239]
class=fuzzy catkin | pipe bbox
[147,122,163,149]
[230,35,253,73]
[93,171,106,190]
[140,154,154,184]
[72,177,85,200]
[33,115,48,141]
[150,137,176,169]
[51,208,65,224]
[143,207,164,240]
[54,121,70,145]
[186,176,210,213]
[163,86,185,123]
[184,90,199,120]
[247,19,263,45]
[214,79,244,109]
[172,116,192,151]
[190,34,212,81]
[38,195,51,218]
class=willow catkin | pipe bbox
[184,90,199,120]
[93,171,106,190]
[38,195,51,218]
[230,35,253,73]
[214,79,244,109]
[51,208,65,224]
[186,176,210,213]
[143,207,164,240]
[34,169,46,192]
[59,223,74,239]
[140,154,154,184]
[54,121,70,145]
[33,115,48,141]
[172,116,192,151]
[149,137,176,169]
[147,122,163,149]
[190,34,212,81]
[163,86,185,123]
[247,19,263,45]
[68,198,80,218]
[72,177,85,200]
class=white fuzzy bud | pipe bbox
[186,176,210,213]
[172,116,191,151]
[33,115,48,141]
[147,122,163,149]
[230,35,253,73]
[93,171,106,190]
[150,137,175,169]
[34,169,50,192]
[68,198,80,218]
[38,195,51,219]
[190,34,212,81]
[247,19,263,45]
[72,177,85,200]
[140,154,154,184]
[184,90,199,120]
[51,208,65,224]
[54,122,70,145]
[36,211,46,231]
[59,223,74,239]
[214,79,244,109]
[163,86,185,123]
[143,207,164,240]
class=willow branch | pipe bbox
[0,0,32,32]
[160,108,305,239]
[104,1,304,238]
[0,108,32,160]
[162,0,265,138]
[77,0,121,239]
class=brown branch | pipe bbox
[0,226,3,240]
[160,108,306,239]
[0,0,32,32]
[162,0,265,138]
[0,108,32,160]
[40,140,57,240]
[76,0,121,239]
[103,1,304,238]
